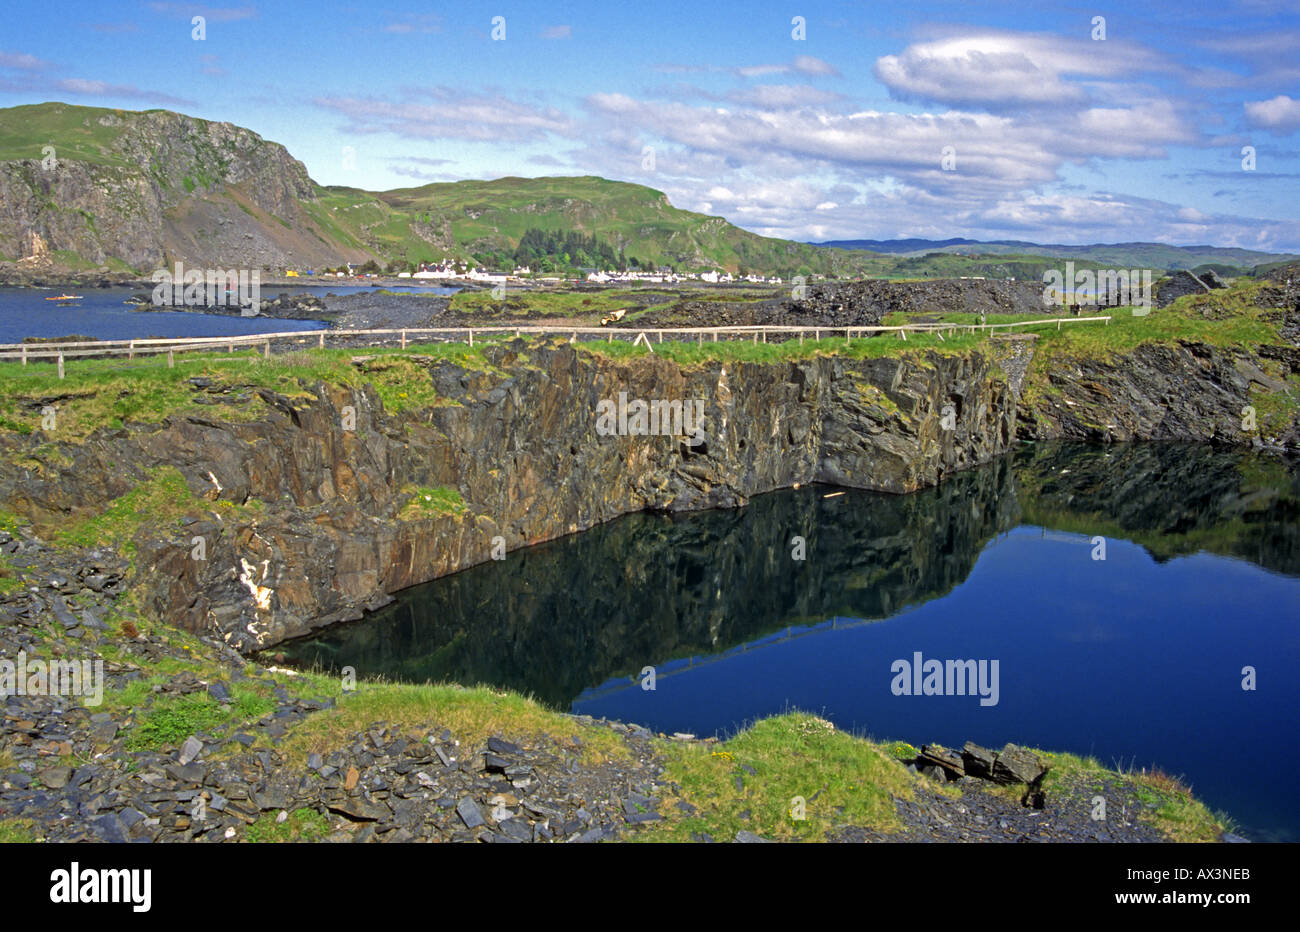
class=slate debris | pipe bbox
[0,527,1238,845]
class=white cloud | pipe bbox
[541,25,572,40]
[1245,95,1300,134]
[0,51,50,70]
[55,77,193,105]
[874,32,1174,110]
[316,90,574,143]
[146,3,256,22]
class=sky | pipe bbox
[2,0,1299,250]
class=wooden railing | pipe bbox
[0,316,1113,378]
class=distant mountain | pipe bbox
[0,102,866,278]
[812,238,1300,273]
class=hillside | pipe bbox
[6,102,1292,283]
[0,102,374,275]
[317,175,867,276]
[814,237,1300,272]
[0,102,869,280]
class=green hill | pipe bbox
[0,102,871,278]
[3,102,1288,283]
[314,175,870,275]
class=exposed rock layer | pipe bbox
[0,341,1014,649]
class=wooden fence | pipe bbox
[0,316,1113,378]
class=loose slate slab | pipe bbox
[487,736,522,755]
[919,744,966,777]
[328,796,390,822]
[993,744,1048,786]
[456,797,485,829]
[961,742,998,779]
[178,736,204,765]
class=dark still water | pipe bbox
[277,443,1300,841]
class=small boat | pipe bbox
[45,294,83,301]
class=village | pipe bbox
[280,260,792,287]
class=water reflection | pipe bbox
[277,442,1299,705]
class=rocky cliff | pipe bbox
[1015,340,1300,449]
[0,103,369,276]
[0,341,1015,650]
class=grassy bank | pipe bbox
[1,274,1286,442]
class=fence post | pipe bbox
[468,329,474,347]
[815,329,819,341]
[128,341,134,360]
[21,345,26,365]
[697,332,702,346]
[401,330,407,349]
[264,341,270,357]
[168,350,174,368]
[57,352,64,379]
[319,332,325,348]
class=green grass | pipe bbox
[0,340,517,443]
[579,328,987,365]
[637,712,918,842]
[51,465,263,558]
[0,818,40,843]
[245,808,331,842]
[449,287,677,318]
[123,686,276,751]
[397,485,468,520]
[0,102,137,168]
[274,678,628,769]
[1038,750,1228,843]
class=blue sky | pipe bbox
[3,0,1299,249]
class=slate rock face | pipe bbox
[1016,339,1299,451]
[0,340,1017,651]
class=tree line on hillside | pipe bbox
[502,228,651,273]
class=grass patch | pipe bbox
[397,485,467,520]
[245,808,331,842]
[123,686,276,751]
[0,336,537,443]
[1038,750,1228,842]
[0,818,40,843]
[638,712,917,842]
[52,465,263,556]
[275,678,627,769]
[580,329,986,366]
[449,287,678,319]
